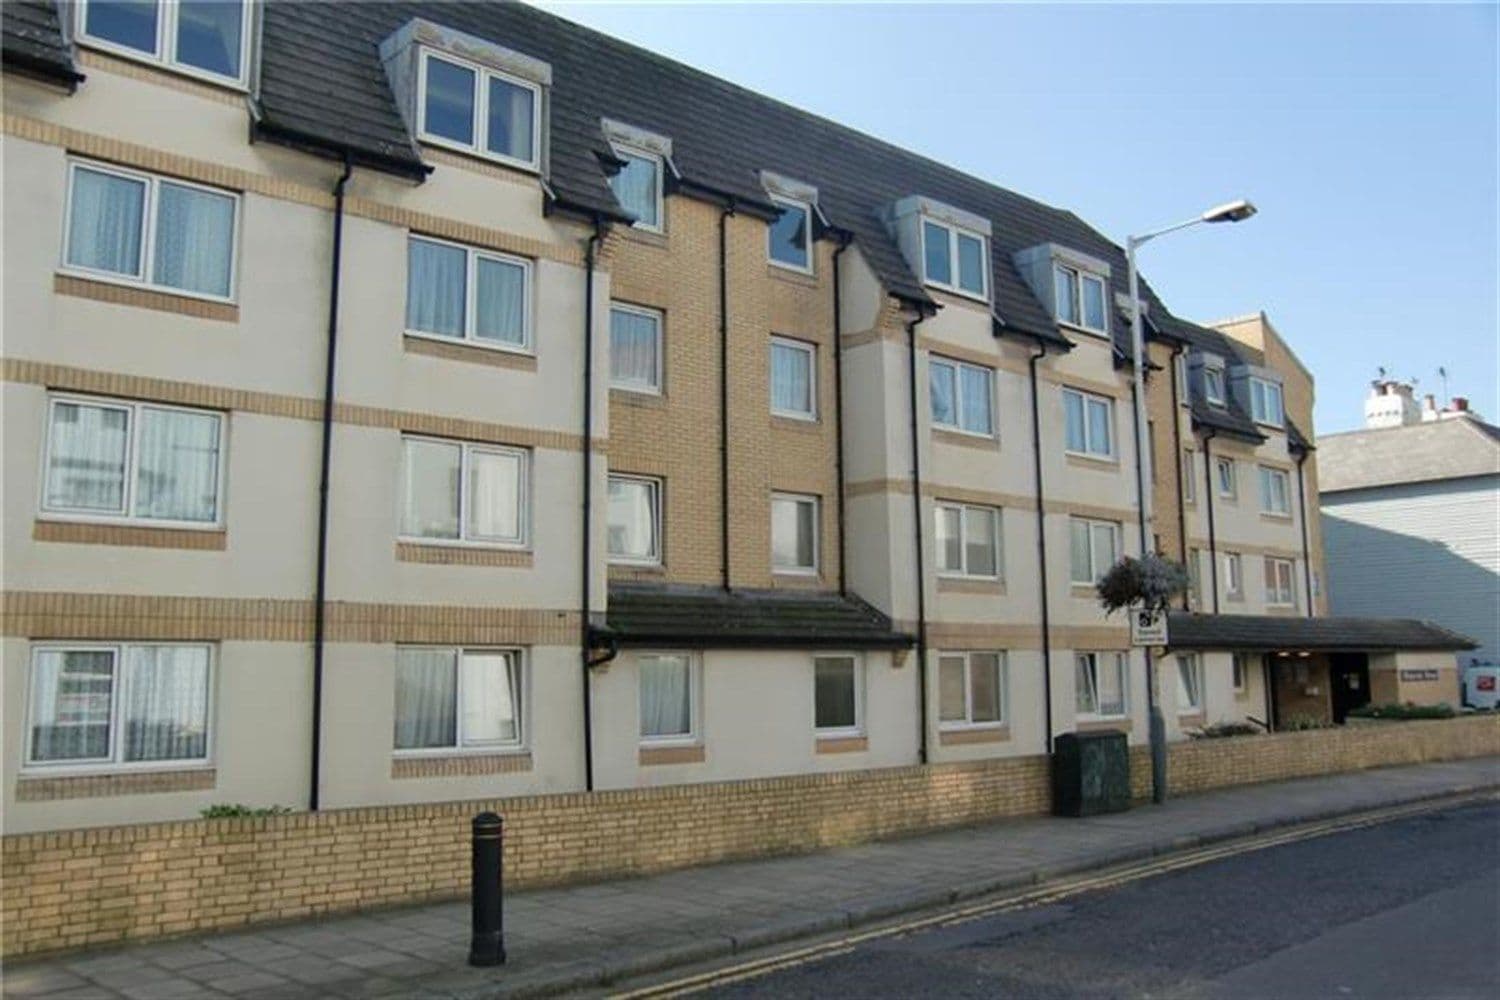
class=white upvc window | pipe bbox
[770,336,817,420]
[1183,449,1196,502]
[929,357,994,436]
[638,652,698,744]
[1175,654,1204,715]
[1259,465,1292,516]
[1062,387,1115,459]
[77,0,252,87]
[771,492,819,574]
[1175,354,1190,405]
[1224,551,1244,600]
[41,394,225,528]
[1216,457,1238,499]
[768,195,812,273]
[406,235,531,351]
[813,654,862,735]
[393,647,524,752]
[1250,377,1285,427]
[1053,263,1108,334]
[921,217,989,300]
[1232,653,1250,693]
[1069,517,1120,586]
[418,48,540,170]
[607,474,662,565]
[937,651,1007,728]
[1265,557,1297,607]
[935,502,1001,579]
[1188,547,1204,608]
[609,303,663,394]
[609,144,663,232]
[25,643,213,771]
[400,436,528,548]
[1203,367,1227,407]
[1075,651,1129,719]
[62,159,239,302]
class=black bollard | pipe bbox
[468,812,506,966]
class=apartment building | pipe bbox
[1,0,1472,834]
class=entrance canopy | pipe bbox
[1166,612,1476,654]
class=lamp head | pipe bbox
[1202,199,1257,224]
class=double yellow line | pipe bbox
[611,790,1495,999]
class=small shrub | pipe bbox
[1348,702,1456,721]
[200,804,294,819]
[1191,721,1262,740]
[1281,713,1334,731]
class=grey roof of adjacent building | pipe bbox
[1317,418,1500,494]
[1166,612,1478,652]
[1,0,80,87]
[602,585,915,650]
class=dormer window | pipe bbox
[1204,367,1227,407]
[419,50,539,169]
[77,0,252,87]
[1249,377,1284,427]
[768,196,812,272]
[1054,264,1107,334]
[922,218,988,300]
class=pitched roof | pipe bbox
[603,584,915,650]
[1167,612,1477,652]
[1,0,80,88]
[1316,417,1500,493]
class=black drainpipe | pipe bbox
[831,233,852,595]
[1168,346,1189,609]
[1296,451,1313,617]
[1201,429,1220,613]
[906,313,929,764]
[309,155,352,813]
[718,200,736,590]
[1027,342,1055,753]
[579,217,606,792]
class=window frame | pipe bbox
[1203,367,1227,407]
[608,302,664,395]
[934,502,1002,580]
[936,650,1008,730]
[391,646,526,756]
[405,234,534,354]
[608,142,665,234]
[1215,457,1238,499]
[1258,465,1292,516]
[1069,516,1121,586]
[929,356,995,438]
[771,491,820,576]
[812,653,863,737]
[767,194,814,274]
[416,48,542,172]
[1183,448,1196,502]
[636,651,700,746]
[1061,387,1116,460]
[23,641,215,774]
[1232,653,1250,694]
[1224,551,1244,600]
[1265,556,1297,607]
[920,216,990,302]
[1075,651,1129,721]
[606,473,663,566]
[1053,263,1109,335]
[39,393,228,530]
[769,336,818,421]
[398,435,531,549]
[1249,377,1285,428]
[61,158,242,304]
[1175,653,1204,716]
[75,0,253,89]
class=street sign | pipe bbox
[1131,608,1168,647]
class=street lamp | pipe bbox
[1126,198,1256,805]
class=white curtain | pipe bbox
[608,478,656,559]
[175,0,244,79]
[960,365,991,433]
[923,221,950,285]
[406,239,467,337]
[29,650,115,762]
[938,656,967,722]
[1081,276,1106,329]
[1075,655,1098,715]
[969,653,1003,723]
[1054,266,1078,324]
[401,439,461,539]
[1064,391,1086,451]
[639,655,691,738]
[154,182,235,297]
[612,153,658,228]
[135,407,221,522]
[1090,523,1118,578]
[394,648,457,749]
[772,497,813,568]
[487,76,534,162]
[1176,657,1202,712]
[474,257,526,346]
[957,233,985,293]
[964,507,997,576]
[67,167,145,276]
[46,401,129,513]
[1069,520,1092,583]
[1087,397,1112,455]
[124,646,209,762]
[929,363,956,427]
[935,506,962,572]
[771,342,811,414]
[461,652,520,745]
[466,449,522,542]
[1098,655,1127,716]
[610,308,659,388]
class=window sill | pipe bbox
[772,571,824,591]
[924,284,990,308]
[937,576,1006,596]
[76,48,247,104]
[1265,604,1299,616]
[1065,452,1119,470]
[33,520,227,551]
[1070,583,1100,598]
[1177,713,1206,728]
[815,735,868,754]
[403,334,537,371]
[76,39,249,93]
[55,273,239,323]
[1076,717,1132,734]
[767,263,819,287]
[932,427,998,450]
[396,542,533,568]
[391,751,532,779]
[419,136,541,178]
[938,725,1009,746]
[618,227,671,250]
[638,744,706,766]
[1057,321,1110,340]
[1259,512,1294,523]
[610,387,667,407]
[771,414,822,432]
[16,766,215,801]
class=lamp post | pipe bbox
[1127,199,1256,805]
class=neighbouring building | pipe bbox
[1319,382,1500,676]
[0,0,1474,834]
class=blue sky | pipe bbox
[537,1,1497,433]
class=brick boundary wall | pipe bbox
[4,717,1496,958]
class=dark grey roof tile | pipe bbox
[1167,612,1477,652]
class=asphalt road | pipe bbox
[703,800,1500,999]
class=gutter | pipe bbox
[579,217,607,792]
[1295,449,1314,617]
[718,200,737,589]
[1201,428,1220,614]
[309,155,352,812]
[831,231,853,595]
[1027,341,1056,753]
[905,312,930,765]
[0,51,84,91]
[250,120,431,183]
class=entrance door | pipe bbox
[1329,653,1371,724]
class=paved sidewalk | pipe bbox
[5,757,1497,1000]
